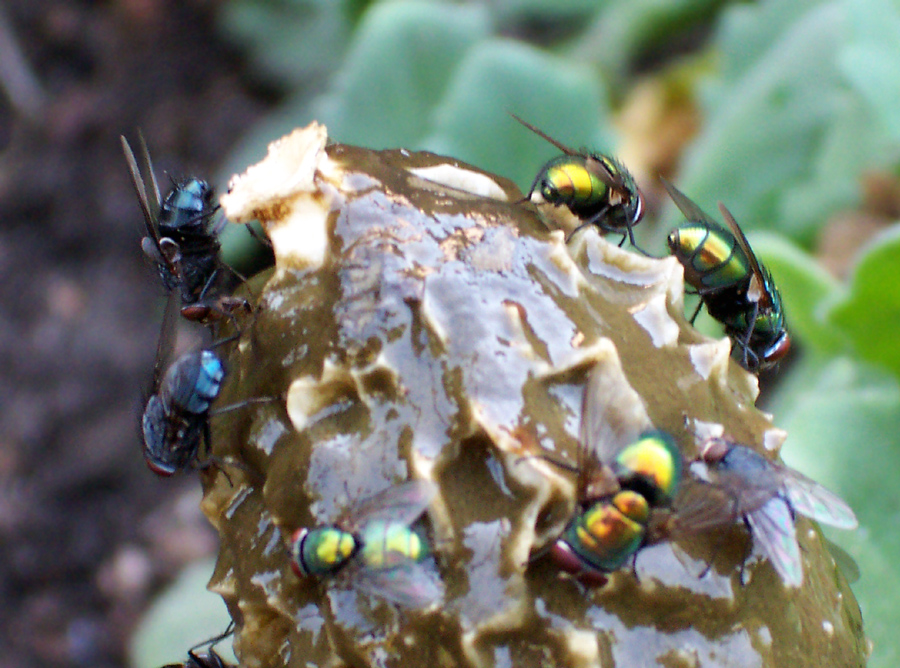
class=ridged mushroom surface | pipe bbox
[200,123,866,668]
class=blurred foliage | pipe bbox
[142,1,900,666]
[130,558,235,668]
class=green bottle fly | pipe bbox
[663,180,790,372]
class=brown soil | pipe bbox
[0,2,274,666]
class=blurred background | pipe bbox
[1,0,898,666]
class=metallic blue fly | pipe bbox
[122,134,249,324]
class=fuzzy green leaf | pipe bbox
[423,40,612,191]
[779,358,900,668]
[748,232,845,356]
[130,558,235,668]
[827,225,900,378]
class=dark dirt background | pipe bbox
[0,2,275,666]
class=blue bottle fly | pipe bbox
[662,180,790,372]
[547,362,683,585]
[290,480,443,609]
[141,296,259,477]
[142,348,224,476]
[122,134,249,324]
[512,115,646,251]
[670,437,858,587]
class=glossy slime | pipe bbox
[198,124,866,667]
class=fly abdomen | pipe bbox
[556,490,650,574]
[667,223,750,292]
[540,157,609,215]
[358,520,428,569]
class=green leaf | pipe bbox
[423,39,612,191]
[748,231,846,355]
[309,1,490,148]
[827,224,900,378]
[778,358,900,668]
[574,0,725,91]
[837,0,900,141]
[218,0,352,84]
[489,0,604,25]
[671,0,900,244]
[130,558,235,668]
[673,1,851,239]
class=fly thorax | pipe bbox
[567,493,648,572]
[160,179,215,230]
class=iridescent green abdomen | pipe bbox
[513,115,644,248]
[290,526,358,576]
[662,180,791,372]
[667,223,751,292]
[358,520,428,569]
[539,156,611,217]
[612,430,682,505]
[561,490,649,573]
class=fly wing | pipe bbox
[350,560,443,610]
[584,155,626,192]
[510,113,579,157]
[149,292,181,393]
[716,202,772,308]
[702,448,782,516]
[661,179,719,228]
[343,480,436,534]
[666,477,742,534]
[121,133,163,247]
[781,470,858,530]
[746,497,802,587]
[579,354,653,465]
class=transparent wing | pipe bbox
[121,133,162,246]
[579,357,653,465]
[666,477,742,534]
[716,202,772,309]
[350,560,443,609]
[710,467,780,517]
[510,113,579,157]
[746,497,802,587]
[584,155,627,192]
[149,292,181,393]
[343,480,436,533]
[781,470,858,530]
[661,179,719,228]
